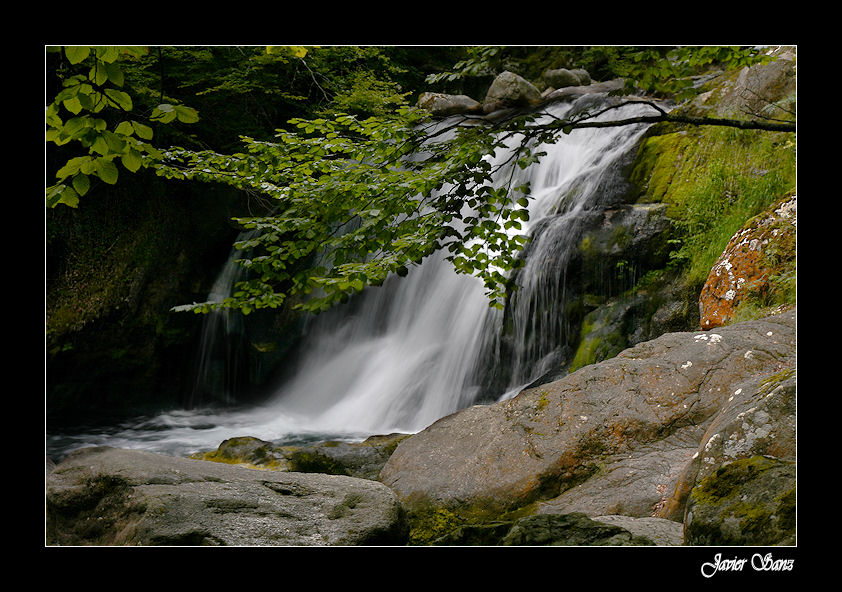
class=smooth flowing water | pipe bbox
[46,94,657,460]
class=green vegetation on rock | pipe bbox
[687,455,796,546]
[631,124,796,289]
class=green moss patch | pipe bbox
[687,455,796,545]
[630,125,795,289]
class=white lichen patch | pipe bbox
[775,196,797,222]
[704,433,721,451]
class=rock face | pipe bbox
[379,308,795,543]
[658,366,796,527]
[544,79,624,102]
[46,446,408,546]
[699,194,796,329]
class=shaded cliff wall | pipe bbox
[45,172,261,424]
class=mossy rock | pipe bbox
[685,456,796,546]
[628,108,795,290]
[500,513,656,546]
[427,512,658,546]
[193,433,412,480]
[190,436,290,471]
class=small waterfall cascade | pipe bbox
[186,240,251,408]
[494,95,656,393]
[236,94,657,436]
[46,92,663,459]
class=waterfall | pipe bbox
[214,94,656,436]
[46,92,660,459]
[187,240,251,408]
[495,95,655,393]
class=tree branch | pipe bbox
[522,99,797,134]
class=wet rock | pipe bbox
[46,446,408,546]
[543,68,586,89]
[544,79,625,102]
[430,512,668,546]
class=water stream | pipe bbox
[46,94,657,460]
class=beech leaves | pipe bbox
[46,46,199,208]
[157,108,534,314]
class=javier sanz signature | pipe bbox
[701,553,795,577]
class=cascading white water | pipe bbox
[46,93,659,459]
[496,95,657,393]
[187,239,250,408]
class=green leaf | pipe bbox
[102,130,126,153]
[103,61,124,86]
[131,121,154,140]
[152,104,177,124]
[114,121,134,136]
[90,63,108,86]
[95,46,121,63]
[47,183,79,208]
[174,105,199,123]
[104,88,133,111]
[65,46,90,65]
[121,149,143,172]
[91,135,110,156]
[95,158,119,184]
[59,186,80,208]
[72,173,90,196]
[62,96,83,115]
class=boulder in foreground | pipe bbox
[380,309,795,544]
[46,446,408,546]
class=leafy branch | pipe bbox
[46,46,199,208]
[158,106,532,314]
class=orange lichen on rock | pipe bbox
[699,195,796,330]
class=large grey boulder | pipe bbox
[417,92,482,117]
[483,71,542,113]
[543,67,591,89]
[46,446,408,546]
[658,366,796,523]
[380,309,795,541]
